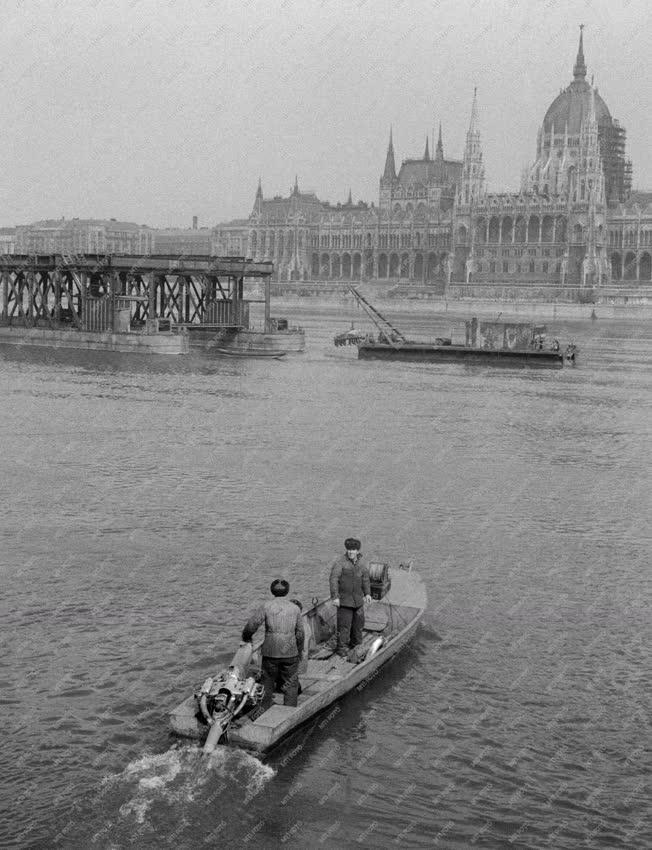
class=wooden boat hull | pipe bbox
[358,342,564,367]
[169,566,426,752]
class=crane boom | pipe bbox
[348,286,407,347]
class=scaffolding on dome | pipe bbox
[599,119,633,204]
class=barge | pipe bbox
[336,287,574,368]
[358,340,565,366]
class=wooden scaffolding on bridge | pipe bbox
[0,254,274,334]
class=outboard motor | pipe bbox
[198,643,264,753]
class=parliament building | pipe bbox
[213,29,652,300]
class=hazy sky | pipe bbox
[2,0,650,228]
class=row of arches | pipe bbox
[252,228,452,254]
[250,229,304,256]
[466,215,569,245]
[312,252,363,279]
[310,251,449,280]
[609,230,652,249]
[611,252,652,280]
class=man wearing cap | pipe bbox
[242,579,305,710]
[330,538,372,660]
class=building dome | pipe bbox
[542,27,611,134]
[543,80,611,134]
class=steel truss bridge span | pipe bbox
[0,254,274,333]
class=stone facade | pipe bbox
[15,218,154,255]
[215,28,651,299]
[0,227,16,254]
[151,226,212,255]
[213,136,459,290]
[10,219,213,257]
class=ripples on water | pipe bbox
[1,305,651,849]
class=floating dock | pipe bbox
[0,253,304,355]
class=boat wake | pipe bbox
[105,744,275,825]
[418,616,444,642]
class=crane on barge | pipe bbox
[332,288,576,367]
[334,286,407,348]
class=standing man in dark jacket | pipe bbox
[330,537,372,659]
[242,579,305,709]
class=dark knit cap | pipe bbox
[344,537,361,551]
[271,579,290,596]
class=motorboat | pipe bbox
[169,562,426,753]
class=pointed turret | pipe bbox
[382,127,397,181]
[577,80,605,205]
[458,88,485,205]
[573,24,586,80]
[587,83,597,128]
[292,175,299,196]
[559,121,570,178]
[424,135,430,161]
[469,87,479,134]
[435,123,444,160]
[347,188,352,205]
[253,177,263,213]
[579,83,599,150]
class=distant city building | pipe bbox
[151,226,212,256]
[216,29,651,295]
[0,227,16,253]
[14,218,154,255]
[11,217,213,258]
[212,218,254,258]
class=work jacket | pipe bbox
[329,554,371,608]
[242,597,305,659]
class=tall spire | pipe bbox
[424,135,430,161]
[588,83,597,124]
[468,87,479,135]
[346,187,352,205]
[573,24,586,80]
[464,88,482,156]
[254,177,263,213]
[436,122,443,159]
[293,174,299,195]
[459,88,485,205]
[383,127,396,180]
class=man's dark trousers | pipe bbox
[336,605,364,656]
[260,655,300,707]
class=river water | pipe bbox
[1,302,650,849]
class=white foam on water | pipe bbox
[109,744,276,825]
[119,796,152,825]
[205,745,276,801]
